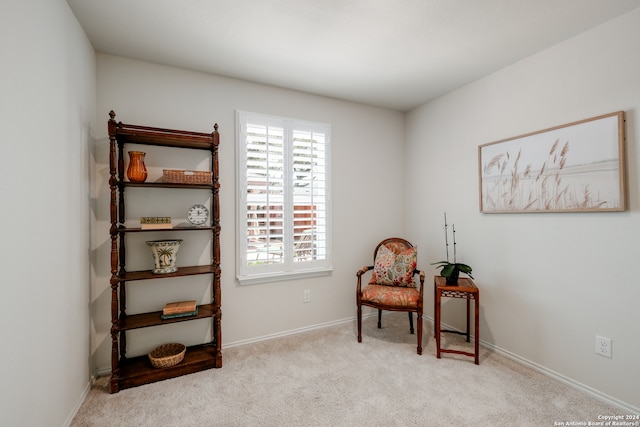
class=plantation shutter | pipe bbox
[237,111,332,284]
[292,129,326,262]
[246,123,285,264]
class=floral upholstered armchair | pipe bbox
[356,237,425,354]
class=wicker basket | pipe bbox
[163,169,212,184]
[148,343,186,368]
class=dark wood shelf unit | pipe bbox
[117,344,221,391]
[108,111,222,393]
[120,265,215,282]
[118,225,215,233]
[118,303,217,330]
[121,181,215,190]
[113,122,215,150]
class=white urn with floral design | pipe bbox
[146,239,183,274]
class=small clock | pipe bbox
[187,204,209,226]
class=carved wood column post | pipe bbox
[108,111,120,392]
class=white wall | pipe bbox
[11,2,633,421]
[92,54,405,370]
[406,8,640,411]
[0,1,95,426]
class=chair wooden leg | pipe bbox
[377,309,382,328]
[416,311,423,355]
[408,312,414,334]
[357,305,362,343]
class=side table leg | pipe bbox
[435,289,441,359]
[475,294,480,365]
[433,281,437,338]
[466,295,470,343]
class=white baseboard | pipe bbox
[422,314,639,414]
[95,366,111,377]
[63,375,93,427]
[480,339,639,415]
[95,313,372,373]
[223,316,358,349]
[93,313,638,414]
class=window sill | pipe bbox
[237,266,333,286]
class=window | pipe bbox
[236,111,332,285]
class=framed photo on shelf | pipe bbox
[478,111,626,213]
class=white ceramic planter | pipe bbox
[146,239,183,274]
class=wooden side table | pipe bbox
[434,276,479,364]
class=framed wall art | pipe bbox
[478,111,626,213]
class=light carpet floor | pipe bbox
[72,313,623,426]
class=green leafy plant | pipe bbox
[431,213,473,280]
[431,260,473,279]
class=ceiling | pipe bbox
[67,0,640,111]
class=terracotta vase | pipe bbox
[127,151,148,183]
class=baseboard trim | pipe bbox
[95,366,111,378]
[64,375,93,427]
[223,315,359,349]
[480,339,639,415]
[421,314,638,414]
[96,313,374,374]
[93,313,638,414]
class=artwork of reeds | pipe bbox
[479,112,626,213]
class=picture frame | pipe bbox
[478,111,626,213]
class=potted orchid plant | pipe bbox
[431,213,473,285]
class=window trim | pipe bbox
[235,110,332,285]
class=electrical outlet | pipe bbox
[595,335,612,358]
[303,290,311,303]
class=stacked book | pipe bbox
[161,300,198,320]
[140,216,172,229]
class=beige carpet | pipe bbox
[72,313,622,426]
